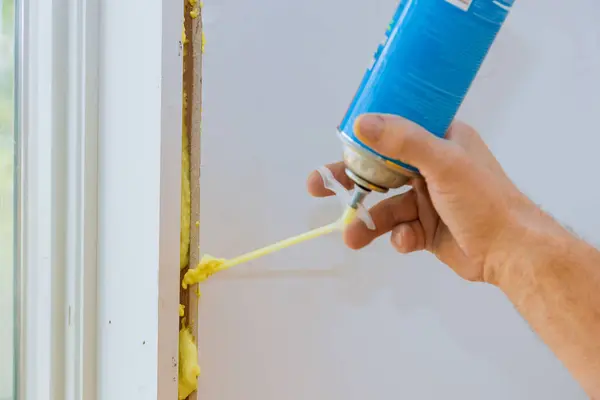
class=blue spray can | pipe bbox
[340,0,515,205]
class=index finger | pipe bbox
[306,162,355,197]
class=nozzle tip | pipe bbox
[349,187,370,209]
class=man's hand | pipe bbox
[307,114,600,397]
[307,114,538,284]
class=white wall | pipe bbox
[198,0,599,398]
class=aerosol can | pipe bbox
[341,0,515,208]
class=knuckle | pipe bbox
[445,143,468,163]
[387,122,425,157]
[423,142,464,177]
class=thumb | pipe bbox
[354,114,458,177]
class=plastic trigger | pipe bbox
[316,167,375,230]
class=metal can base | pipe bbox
[339,130,414,193]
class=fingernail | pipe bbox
[356,115,385,144]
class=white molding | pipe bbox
[18,0,182,397]
[64,0,100,398]
[17,0,100,398]
[96,0,183,399]
[17,0,64,398]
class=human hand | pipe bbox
[307,114,541,284]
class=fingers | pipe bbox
[343,190,418,250]
[411,178,439,247]
[306,162,354,197]
[354,114,464,179]
[387,181,433,254]
[390,221,426,254]
[431,226,481,281]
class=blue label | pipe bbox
[339,0,514,173]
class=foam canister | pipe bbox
[339,0,514,194]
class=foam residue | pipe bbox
[178,324,201,400]
[180,90,191,270]
[177,2,199,397]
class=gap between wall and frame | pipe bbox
[180,0,203,399]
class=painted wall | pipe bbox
[198,0,599,398]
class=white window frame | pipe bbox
[16,0,183,398]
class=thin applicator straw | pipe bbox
[215,221,341,272]
[213,207,358,272]
[181,208,361,290]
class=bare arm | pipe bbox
[497,211,600,397]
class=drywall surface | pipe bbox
[198,0,599,399]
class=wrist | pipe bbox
[483,197,573,288]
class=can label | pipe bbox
[445,0,473,11]
[338,0,514,173]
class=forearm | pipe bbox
[497,213,600,397]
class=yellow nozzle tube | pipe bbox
[214,206,357,273]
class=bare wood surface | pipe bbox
[182,1,203,399]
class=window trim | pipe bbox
[17,0,101,398]
[16,0,183,398]
[17,0,69,397]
